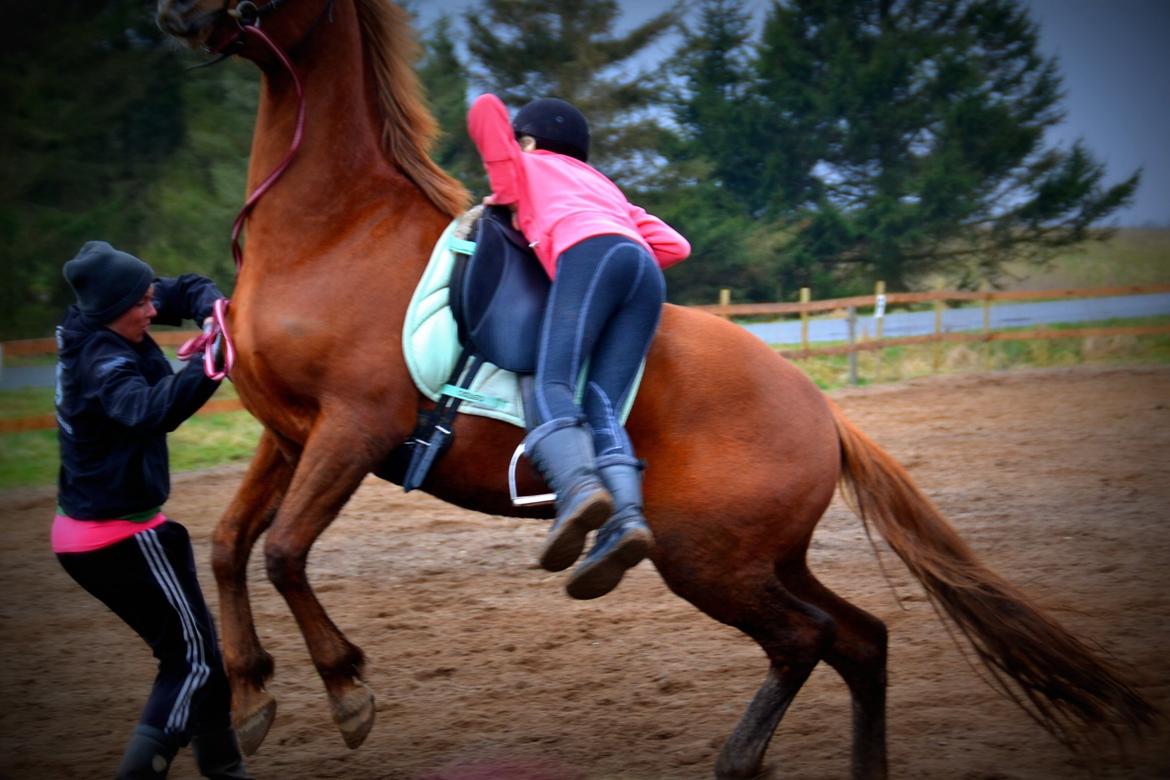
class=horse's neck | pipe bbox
[244,4,435,267]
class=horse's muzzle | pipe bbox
[156,0,217,41]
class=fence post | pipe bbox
[982,282,992,370]
[718,288,731,318]
[847,306,858,385]
[933,295,944,373]
[800,287,811,354]
[873,280,886,381]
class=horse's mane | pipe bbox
[353,0,470,218]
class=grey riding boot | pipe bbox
[565,455,654,600]
[191,727,252,780]
[116,724,179,780]
[525,418,614,571]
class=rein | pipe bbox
[226,22,306,270]
[184,0,331,379]
[215,0,335,270]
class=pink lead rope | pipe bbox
[180,22,308,381]
[178,297,236,381]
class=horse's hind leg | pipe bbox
[784,568,889,780]
[713,574,836,780]
[262,418,382,749]
[210,430,294,755]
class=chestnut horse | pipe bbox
[156,1,1151,777]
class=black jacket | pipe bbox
[56,275,224,520]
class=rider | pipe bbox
[468,94,690,599]
[54,241,249,780]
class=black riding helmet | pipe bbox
[512,97,590,162]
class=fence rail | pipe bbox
[696,282,1170,318]
[1,329,195,358]
[776,323,1170,359]
[3,282,1169,433]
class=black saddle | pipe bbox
[395,206,548,491]
[448,206,549,372]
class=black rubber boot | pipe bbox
[191,727,252,779]
[116,724,179,780]
[524,418,613,571]
[565,455,654,600]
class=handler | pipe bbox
[53,241,249,780]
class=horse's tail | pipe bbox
[829,402,1154,743]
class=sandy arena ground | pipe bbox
[1,365,1167,779]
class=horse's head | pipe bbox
[156,0,334,56]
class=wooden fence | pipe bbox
[3,282,1169,433]
[699,282,1170,384]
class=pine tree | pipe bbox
[671,0,761,210]
[464,0,677,178]
[749,0,1140,291]
[0,0,188,337]
[661,0,789,303]
[672,0,1139,295]
[138,57,258,289]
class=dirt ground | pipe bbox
[1,365,1168,780]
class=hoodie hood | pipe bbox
[57,305,99,362]
[54,306,103,429]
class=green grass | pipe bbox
[168,411,263,472]
[918,228,1170,291]
[1011,229,1170,289]
[0,387,55,419]
[0,428,59,489]
[0,383,262,491]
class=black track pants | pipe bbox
[57,520,231,743]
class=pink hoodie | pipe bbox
[467,94,690,279]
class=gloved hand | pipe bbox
[202,316,227,376]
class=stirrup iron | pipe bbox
[508,443,556,507]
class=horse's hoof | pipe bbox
[331,680,375,749]
[234,691,277,756]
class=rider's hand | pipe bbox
[482,194,520,230]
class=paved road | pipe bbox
[740,291,1170,346]
[3,293,1169,390]
[1,357,188,392]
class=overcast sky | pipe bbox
[417,0,1170,227]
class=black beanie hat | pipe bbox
[512,97,590,162]
[63,241,155,324]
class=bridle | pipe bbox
[187,0,297,68]
[226,0,290,27]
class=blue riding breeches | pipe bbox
[533,234,665,458]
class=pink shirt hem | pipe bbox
[52,512,167,554]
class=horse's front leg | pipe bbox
[211,429,294,755]
[262,415,385,749]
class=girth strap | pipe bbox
[402,352,489,492]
